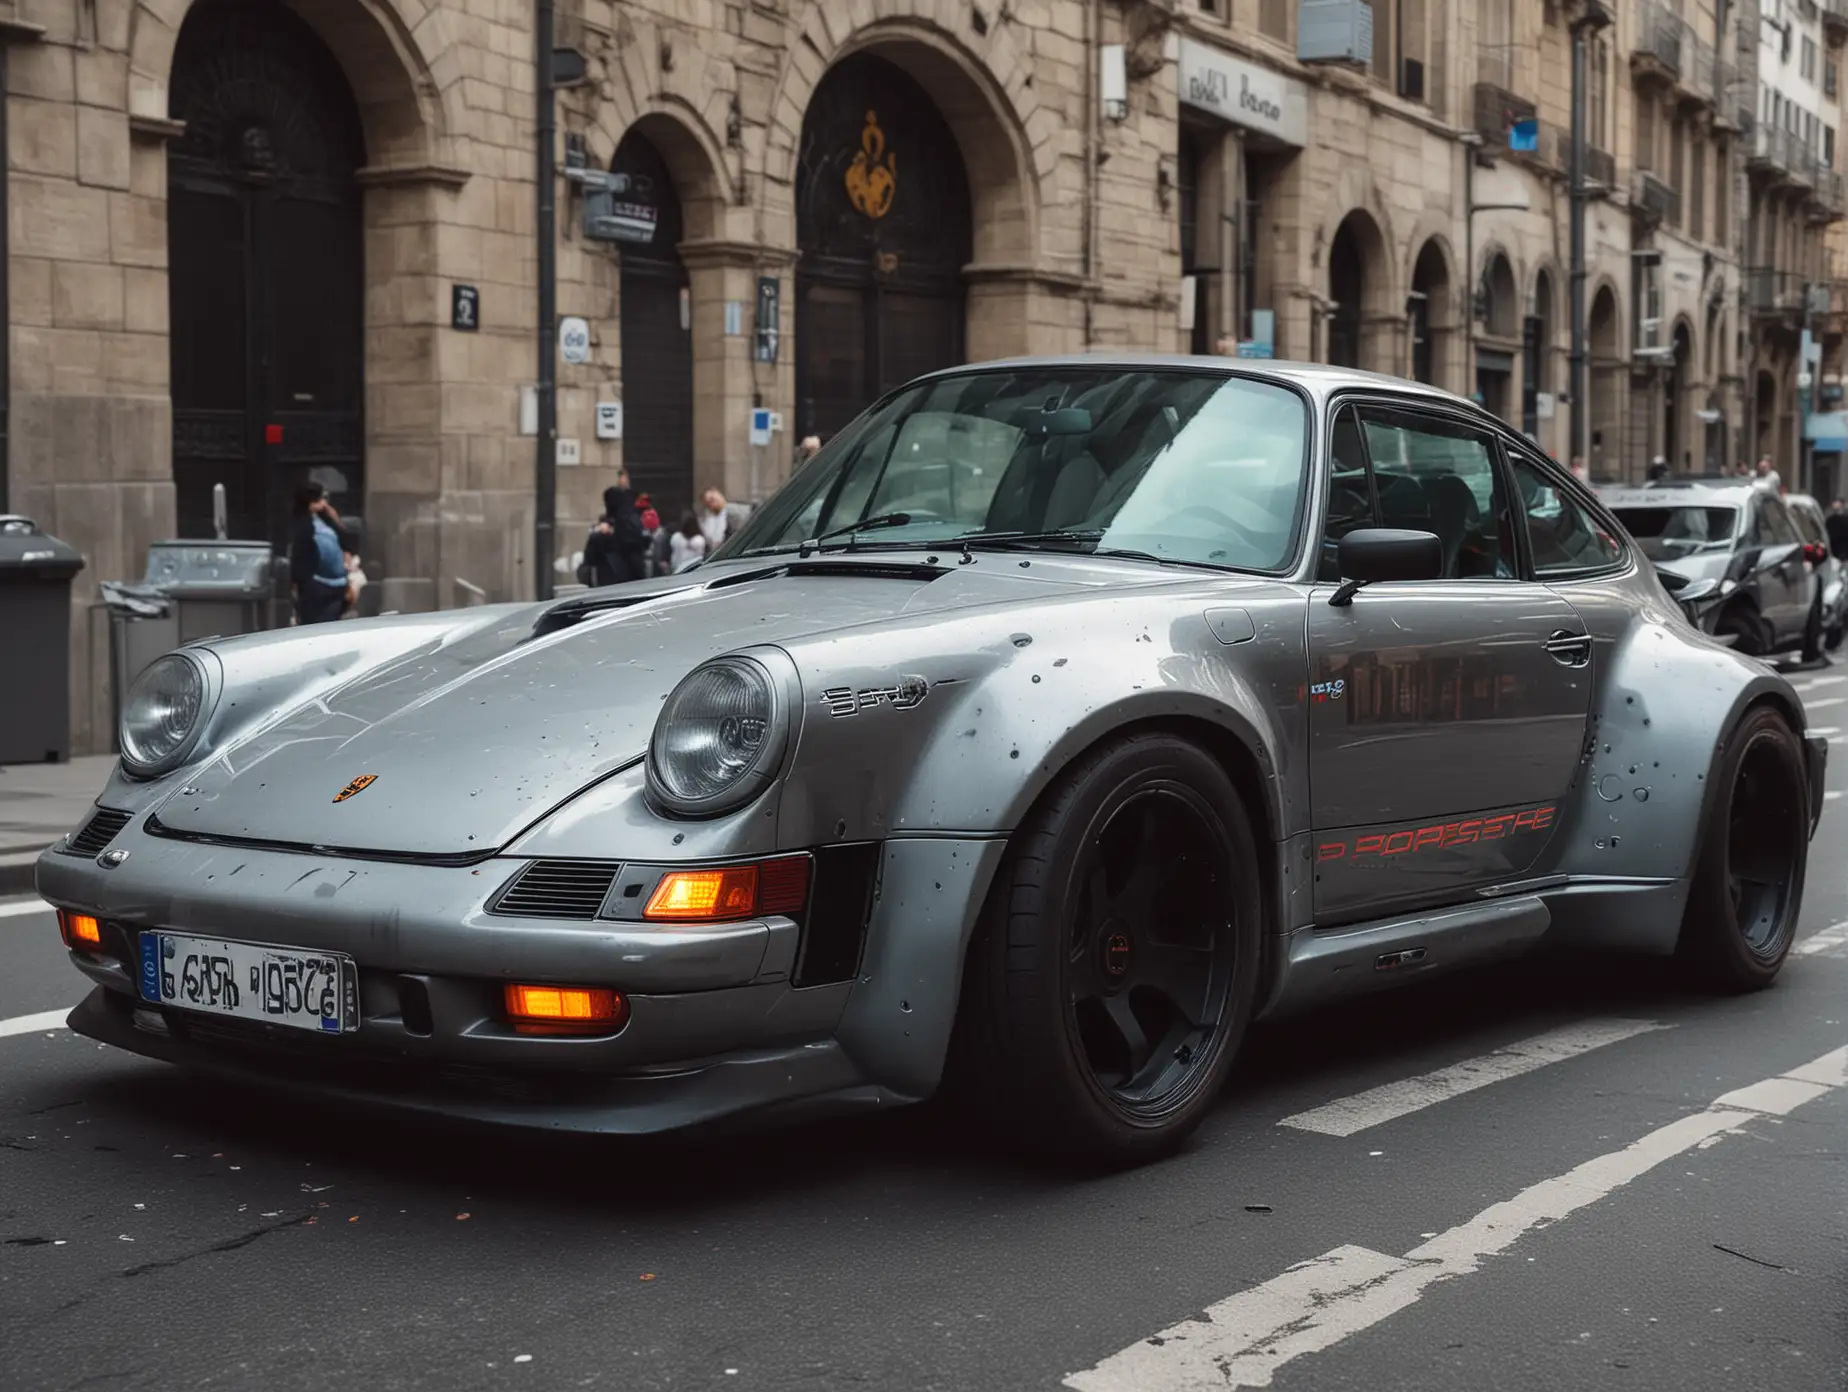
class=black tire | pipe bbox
[1802,593,1825,664]
[1716,605,1765,657]
[1677,706,1809,991]
[1826,622,1844,653]
[948,733,1262,1165]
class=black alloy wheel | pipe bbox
[949,733,1261,1164]
[1679,706,1808,990]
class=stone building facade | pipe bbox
[0,0,1773,755]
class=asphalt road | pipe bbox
[3,671,1846,1392]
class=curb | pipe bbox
[0,849,44,901]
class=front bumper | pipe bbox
[36,827,1006,1134]
[1806,734,1830,837]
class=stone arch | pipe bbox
[592,105,732,248]
[1407,234,1458,389]
[1475,242,1520,339]
[1529,260,1562,326]
[1324,208,1394,372]
[764,10,1043,269]
[1316,168,1398,315]
[1587,278,1624,477]
[129,0,449,169]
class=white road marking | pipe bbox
[0,1008,71,1039]
[0,897,50,920]
[1796,920,1848,958]
[1807,726,1842,736]
[1064,1044,1848,1392]
[1827,791,1843,802]
[1793,675,1848,693]
[1804,696,1847,711]
[1275,1020,1669,1138]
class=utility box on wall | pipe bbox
[1298,0,1373,65]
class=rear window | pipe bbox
[1611,505,1738,559]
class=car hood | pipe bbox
[151,557,1160,858]
[1651,550,1733,584]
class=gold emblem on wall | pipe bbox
[844,110,896,219]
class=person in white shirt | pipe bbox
[699,486,748,551]
[1754,455,1783,493]
[670,513,708,573]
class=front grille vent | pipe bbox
[63,808,132,857]
[490,859,620,920]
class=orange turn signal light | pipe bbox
[642,857,812,923]
[645,867,758,921]
[503,983,627,1035]
[59,911,102,951]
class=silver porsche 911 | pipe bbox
[38,357,1826,1164]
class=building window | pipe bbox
[1716,138,1729,243]
[1690,136,1706,242]
[1259,0,1289,40]
[1636,91,1657,173]
[1589,40,1609,149]
[1802,35,1816,83]
[1372,0,1428,101]
[1828,57,1840,99]
[1669,118,1685,225]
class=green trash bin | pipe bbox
[0,515,86,763]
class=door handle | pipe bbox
[1543,630,1592,668]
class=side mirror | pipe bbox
[1330,529,1443,607]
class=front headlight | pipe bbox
[647,655,790,816]
[120,652,215,777]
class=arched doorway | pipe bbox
[1666,321,1693,472]
[1408,240,1451,387]
[612,125,694,521]
[1326,213,1379,370]
[1588,286,1620,478]
[168,0,366,544]
[1755,369,1777,465]
[1524,270,1553,441]
[1476,252,1518,422]
[795,53,973,439]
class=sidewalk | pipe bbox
[0,756,116,897]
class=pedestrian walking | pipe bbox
[288,483,353,625]
[1826,498,1848,559]
[698,486,751,552]
[583,475,649,586]
[670,512,709,573]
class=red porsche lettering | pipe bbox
[1317,806,1558,865]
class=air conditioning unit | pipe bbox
[1299,0,1374,65]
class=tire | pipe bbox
[1826,622,1844,653]
[1677,706,1809,992]
[948,733,1263,1166]
[1802,594,1825,664]
[1716,605,1766,657]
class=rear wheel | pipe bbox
[1677,706,1809,991]
[1802,593,1825,663]
[950,734,1261,1165]
[1716,605,1766,657]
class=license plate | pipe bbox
[138,932,359,1034]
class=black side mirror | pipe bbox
[1330,528,1442,606]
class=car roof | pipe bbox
[1597,481,1756,507]
[914,354,1501,419]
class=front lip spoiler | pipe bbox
[1805,734,1829,837]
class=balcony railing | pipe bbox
[1750,125,1795,176]
[1473,82,1536,147]
[1632,169,1679,225]
[1745,267,1803,316]
[1824,0,1848,40]
[1632,0,1687,81]
[1814,170,1847,218]
[1586,145,1617,189]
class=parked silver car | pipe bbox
[1784,492,1846,651]
[1598,480,1827,659]
[38,358,1826,1164]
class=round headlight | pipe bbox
[648,656,788,814]
[120,653,211,775]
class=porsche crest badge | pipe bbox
[333,774,378,804]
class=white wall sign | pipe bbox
[724,301,743,336]
[559,316,591,364]
[1535,392,1556,421]
[556,437,581,466]
[1178,39,1307,147]
[595,401,623,441]
[749,408,773,447]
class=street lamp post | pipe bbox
[533,0,558,601]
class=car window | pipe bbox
[1610,504,1737,557]
[1356,407,1512,579]
[721,369,1311,572]
[1504,451,1624,576]
[1761,496,1800,546]
[1318,405,1375,582]
[1788,502,1826,545]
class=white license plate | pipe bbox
[138,932,359,1034]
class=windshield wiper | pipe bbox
[797,512,914,556]
[953,528,1105,552]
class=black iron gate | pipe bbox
[167,0,366,547]
[795,54,972,440]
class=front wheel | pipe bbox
[949,734,1262,1165]
[1802,593,1825,664]
[1677,706,1809,991]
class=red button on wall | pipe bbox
[265,424,283,444]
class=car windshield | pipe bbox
[1611,504,1739,559]
[717,368,1310,572]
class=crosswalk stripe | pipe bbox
[0,897,50,920]
[1793,675,1848,693]
[0,1008,72,1039]
[1796,921,1848,958]
[1806,696,1847,710]
[1275,1019,1669,1138]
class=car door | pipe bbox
[1748,494,1808,640]
[1307,401,1594,924]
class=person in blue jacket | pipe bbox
[289,483,353,625]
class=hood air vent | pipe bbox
[63,808,132,857]
[490,859,621,920]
